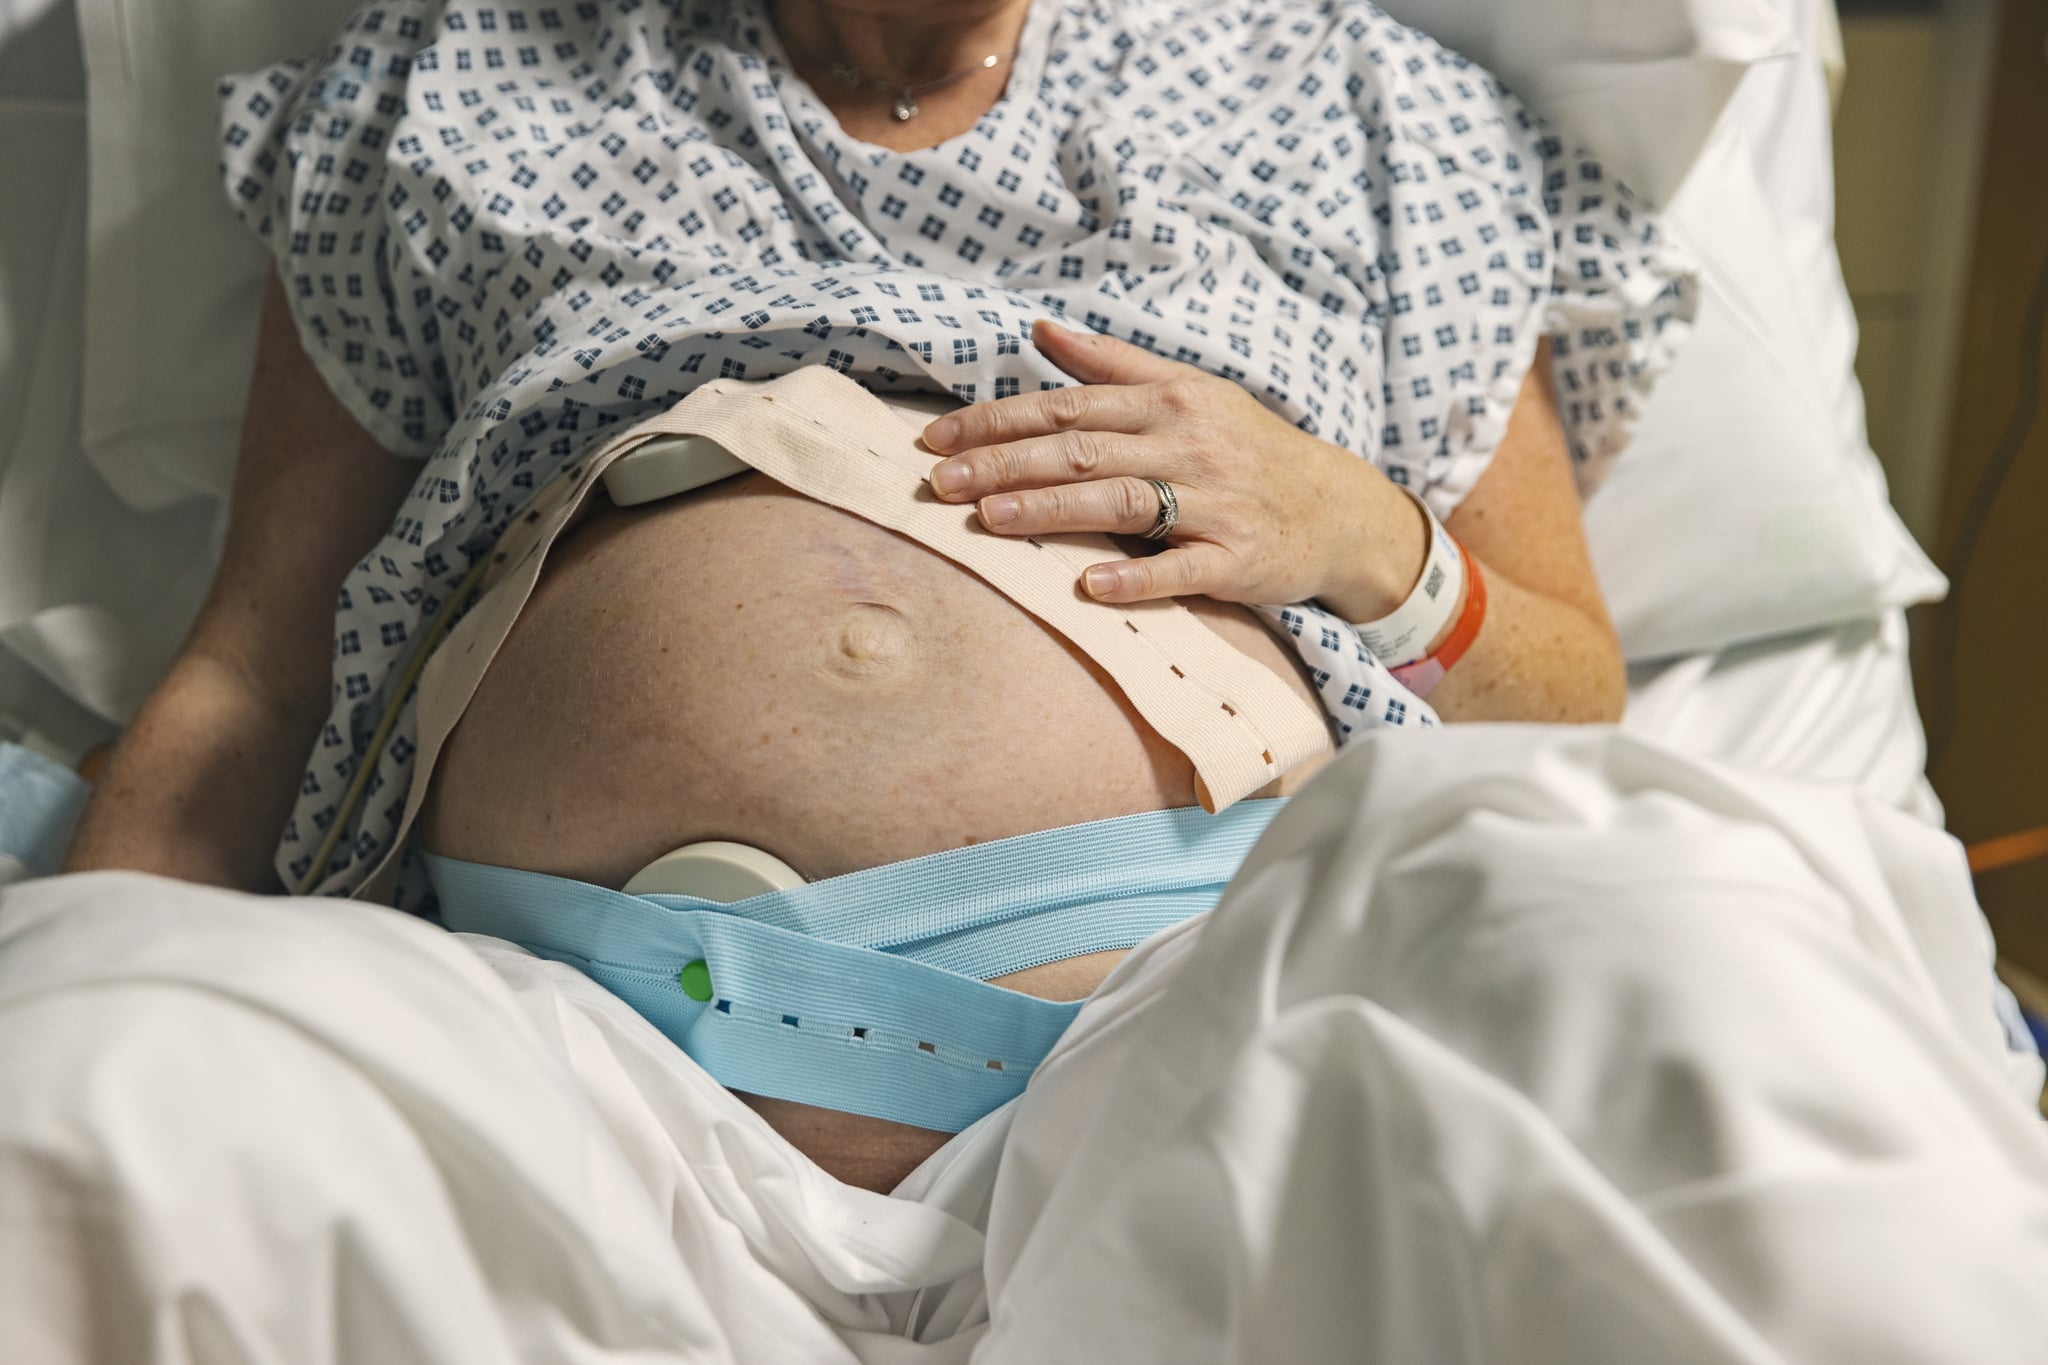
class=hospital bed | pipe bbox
[6,1,2048,1357]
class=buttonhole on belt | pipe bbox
[917,1041,937,1055]
[493,551,508,563]
[781,1014,800,1027]
[1262,750,1272,765]
[985,1059,1005,1071]
[714,1000,732,1014]
[851,1026,869,1040]
[525,509,541,523]
[1169,665,1184,678]
[1124,621,1140,634]
[1220,702,1237,716]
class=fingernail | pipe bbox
[924,417,960,452]
[1084,566,1119,598]
[981,493,1020,527]
[931,459,970,495]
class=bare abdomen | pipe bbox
[423,472,1323,1189]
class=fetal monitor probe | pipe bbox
[293,434,795,900]
[598,433,752,506]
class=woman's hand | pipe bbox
[922,326,1628,724]
[920,320,1427,619]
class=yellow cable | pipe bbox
[293,554,492,896]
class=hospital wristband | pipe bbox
[1352,489,1464,667]
[1389,550,1486,698]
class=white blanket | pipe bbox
[2,727,2044,1363]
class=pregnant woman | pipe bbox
[64,0,1688,1188]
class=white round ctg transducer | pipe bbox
[622,841,807,902]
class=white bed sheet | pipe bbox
[1624,607,1941,823]
[3,727,2043,1363]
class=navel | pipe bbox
[819,601,915,682]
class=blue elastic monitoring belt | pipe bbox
[427,801,1281,1132]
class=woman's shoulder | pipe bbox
[1053,0,1521,126]
[1064,0,1472,51]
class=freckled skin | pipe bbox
[423,472,1328,1189]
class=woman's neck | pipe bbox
[767,0,1036,150]
[769,0,1034,89]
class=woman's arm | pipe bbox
[919,324,1625,724]
[1403,344,1625,723]
[63,270,417,889]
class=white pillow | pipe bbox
[1374,0,1792,205]
[1581,2,1946,659]
[76,0,362,510]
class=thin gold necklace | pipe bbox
[773,7,1020,122]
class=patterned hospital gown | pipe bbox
[217,0,1694,902]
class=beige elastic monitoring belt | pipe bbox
[354,367,1332,896]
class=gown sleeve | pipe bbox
[218,1,453,459]
[1355,12,1696,516]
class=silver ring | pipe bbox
[1143,478,1180,541]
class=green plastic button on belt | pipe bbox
[678,959,713,1003]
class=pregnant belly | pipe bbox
[422,472,1325,1190]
